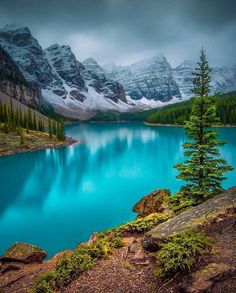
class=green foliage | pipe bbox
[32,232,123,291]
[175,49,233,202]
[168,190,197,212]
[156,230,212,278]
[31,271,56,293]
[91,91,236,124]
[55,251,94,287]
[0,99,45,134]
[117,213,171,233]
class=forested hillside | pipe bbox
[91,92,236,125]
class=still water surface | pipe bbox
[0,123,235,256]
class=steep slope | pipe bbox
[104,54,181,102]
[82,58,127,103]
[0,24,58,87]
[173,60,236,99]
[0,45,41,108]
[0,25,134,119]
[43,44,132,119]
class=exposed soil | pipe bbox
[1,213,236,293]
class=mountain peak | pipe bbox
[176,60,196,69]
[83,58,99,66]
[2,24,31,34]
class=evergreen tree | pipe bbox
[48,118,53,139]
[19,127,24,145]
[174,49,233,205]
[33,112,37,130]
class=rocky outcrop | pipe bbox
[132,189,172,217]
[173,60,236,100]
[82,58,127,103]
[105,54,181,102]
[0,45,41,108]
[142,187,236,251]
[181,262,235,293]
[0,243,47,264]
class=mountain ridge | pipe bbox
[0,24,235,119]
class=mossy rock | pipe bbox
[143,187,236,251]
[132,189,172,217]
[0,242,47,264]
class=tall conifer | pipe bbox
[174,49,233,204]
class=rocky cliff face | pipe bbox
[104,54,181,102]
[0,25,131,118]
[0,45,41,108]
[0,24,57,87]
[173,60,236,99]
[82,58,127,103]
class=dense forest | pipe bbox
[91,91,236,125]
[0,99,65,141]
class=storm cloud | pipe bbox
[0,0,235,67]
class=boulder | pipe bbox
[143,187,236,251]
[132,189,172,217]
[0,243,47,264]
[180,262,235,292]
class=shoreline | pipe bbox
[0,137,78,158]
[144,122,236,127]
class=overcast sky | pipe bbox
[0,0,235,67]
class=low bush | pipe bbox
[156,229,212,278]
[31,271,56,293]
[55,251,94,287]
[117,213,171,233]
[31,232,123,292]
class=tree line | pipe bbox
[146,92,236,125]
[0,98,65,141]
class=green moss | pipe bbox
[31,271,56,293]
[156,230,212,278]
[55,251,94,287]
[117,213,172,233]
[31,232,123,292]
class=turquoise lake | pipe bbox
[0,123,235,256]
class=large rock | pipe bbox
[180,262,235,292]
[142,187,236,251]
[132,189,172,217]
[0,243,47,264]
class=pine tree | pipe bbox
[48,118,52,139]
[19,127,24,145]
[174,49,233,205]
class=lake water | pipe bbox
[0,123,235,256]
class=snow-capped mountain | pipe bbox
[173,60,236,99]
[0,25,135,119]
[0,24,235,119]
[0,44,41,108]
[104,54,181,102]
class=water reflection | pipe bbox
[0,123,235,256]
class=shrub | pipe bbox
[156,230,212,278]
[55,251,94,287]
[117,213,171,233]
[31,271,56,293]
[31,233,123,291]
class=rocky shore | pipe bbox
[0,188,235,293]
[0,135,77,157]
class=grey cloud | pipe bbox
[0,0,235,67]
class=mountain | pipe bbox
[0,24,235,119]
[173,60,236,99]
[0,44,41,108]
[104,54,181,102]
[0,25,134,119]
